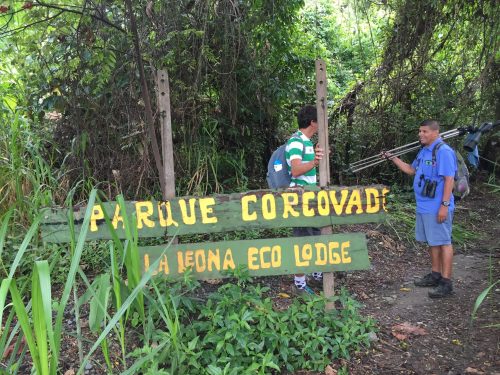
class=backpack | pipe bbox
[266,133,302,189]
[433,142,470,200]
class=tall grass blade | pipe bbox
[471,280,499,320]
[77,242,175,375]
[0,208,13,276]
[53,189,97,364]
[8,280,42,374]
[7,213,41,279]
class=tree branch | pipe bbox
[124,0,166,196]
[35,0,126,33]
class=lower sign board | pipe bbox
[140,233,369,279]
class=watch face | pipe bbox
[442,201,450,206]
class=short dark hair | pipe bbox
[420,119,440,131]
[297,105,317,129]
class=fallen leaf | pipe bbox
[400,287,412,292]
[64,370,76,375]
[325,365,337,375]
[451,339,463,346]
[278,293,291,299]
[391,322,428,340]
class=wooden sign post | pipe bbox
[316,59,335,308]
[156,70,175,201]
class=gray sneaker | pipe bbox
[414,273,441,287]
[428,281,453,298]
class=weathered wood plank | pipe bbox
[41,185,389,243]
[140,233,369,280]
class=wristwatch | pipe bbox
[441,201,450,207]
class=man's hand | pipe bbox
[314,145,324,166]
[437,205,448,223]
[380,151,395,160]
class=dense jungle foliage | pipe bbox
[1,0,497,208]
[0,1,499,374]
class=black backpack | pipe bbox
[266,133,302,189]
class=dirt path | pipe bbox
[337,185,500,374]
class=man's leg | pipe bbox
[414,214,442,287]
[428,243,454,298]
[292,227,314,294]
[430,246,442,274]
[439,244,453,279]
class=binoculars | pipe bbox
[422,179,437,198]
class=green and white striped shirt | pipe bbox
[285,131,316,186]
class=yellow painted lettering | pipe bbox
[135,201,155,229]
[281,193,300,218]
[382,187,390,211]
[314,243,328,266]
[90,205,104,232]
[341,241,352,263]
[241,195,258,221]
[262,194,276,220]
[195,250,206,272]
[158,255,169,274]
[199,198,218,224]
[185,250,194,269]
[316,190,330,216]
[302,244,313,262]
[177,251,185,273]
[222,249,235,270]
[294,244,309,267]
[158,202,179,227]
[207,249,221,271]
[271,246,281,267]
[302,191,316,217]
[328,189,349,215]
[247,247,259,270]
[328,241,341,264]
[260,246,271,269]
[179,199,197,225]
[365,188,380,214]
[144,254,158,275]
[112,205,124,230]
[345,189,364,215]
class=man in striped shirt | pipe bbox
[286,105,324,294]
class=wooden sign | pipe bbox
[41,185,389,243]
[140,233,369,280]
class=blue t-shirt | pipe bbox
[411,138,457,214]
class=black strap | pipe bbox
[432,141,445,163]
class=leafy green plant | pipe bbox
[130,276,376,374]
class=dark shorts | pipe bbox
[292,227,321,237]
[415,212,453,246]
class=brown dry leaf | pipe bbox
[64,370,76,375]
[391,322,428,340]
[359,291,370,300]
[205,279,223,285]
[325,365,337,375]
[392,332,408,341]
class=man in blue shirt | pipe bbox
[383,120,457,298]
